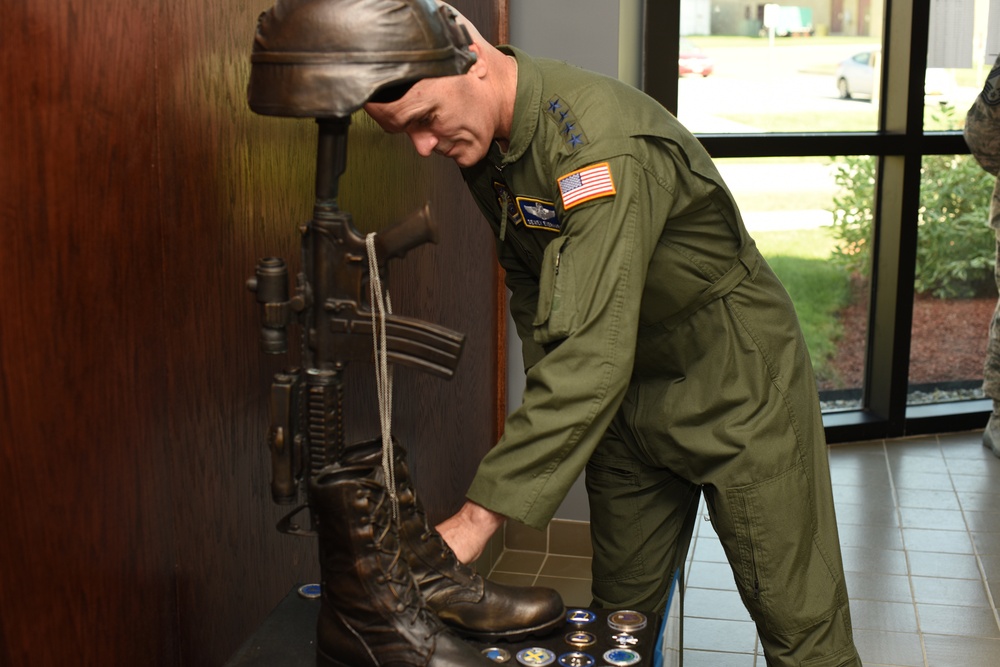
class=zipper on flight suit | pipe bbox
[741,495,761,601]
[555,240,567,275]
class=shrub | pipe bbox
[829,106,997,299]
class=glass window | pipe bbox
[718,156,874,410]
[677,0,886,134]
[907,153,995,406]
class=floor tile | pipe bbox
[891,470,955,491]
[683,616,758,654]
[834,500,900,527]
[887,436,944,457]
[949,472,1000,494]
[538,554,591,579]
[906,550,982,580]
[922,633,1000,666]
[979,554,1000,580]
[910,575,991,607]
[901,527,974,554]
[963,508,1000,533]
[841,545,908,576]
[844,572,913,603]
[681,649,757,666]
[838,522,905,551]
[917,602,1000,637]
[971,531,1000,554]
[486,571,536,587]
[830,463,890,486]
[897,506,967,531]
[683,586,753,622]
[887,453,946,475]
[938,430,987,449]
[850,628,924,666]
[492,549,545,575]
[833,483,898,508]
[956,488,1000,512]
[946,457,998,476]
[690,534,729,564]
[848,599,918,633]
[685,561,738,591]
[896,487,961,510]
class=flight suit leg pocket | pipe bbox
[722,461,841,635]
[532,237,577,345]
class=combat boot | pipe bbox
[311,461,495,666]
[343,439,566,642]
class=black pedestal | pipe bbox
[225,586,664,666]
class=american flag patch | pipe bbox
[557,162,616,210]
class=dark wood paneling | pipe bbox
[0,1,503,665]
[0,1,178,664]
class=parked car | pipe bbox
[835,48,954,103]
[679,38,714,77]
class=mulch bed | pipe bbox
[819,288,996,392]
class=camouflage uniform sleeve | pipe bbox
[965,53,1000,175]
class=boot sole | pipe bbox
[446,610,566,643]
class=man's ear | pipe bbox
[467,42,488,79]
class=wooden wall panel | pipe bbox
[0,0,503,665]
[0,2,178,665]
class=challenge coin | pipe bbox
[565,608,597,625]
[565,630,597,648]
[516,647,557,666]
[296,583,321,599]
[482,647,512,663]
[607,609,647,633]
[603,648,642,666]
[557,652,596,667]
[611,632,639,646]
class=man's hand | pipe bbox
[435,500,506,564]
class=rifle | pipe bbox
[247,117,465,534]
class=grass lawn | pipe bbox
[753,227,852,378]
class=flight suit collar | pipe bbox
[497,45,539,166]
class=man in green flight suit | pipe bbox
[366,6,861,665]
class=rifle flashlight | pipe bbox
[247,257,292,354]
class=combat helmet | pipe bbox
[247,0,475,118]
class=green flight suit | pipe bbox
[461,46,860,666]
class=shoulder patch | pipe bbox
[544,95,587,150]
[557,162,616,210]
[515,196,560,232]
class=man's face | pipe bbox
[365,74,494,168]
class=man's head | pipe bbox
[364,4,516,168]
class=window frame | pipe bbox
[642,0,990,443]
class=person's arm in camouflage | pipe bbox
[965,53,1000,175]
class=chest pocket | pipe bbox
[532,236,577,345]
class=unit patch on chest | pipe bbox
[545,95,588,151]
[516,196,560,232]
[492,180,523,226]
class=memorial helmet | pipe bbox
[248,0,475,118]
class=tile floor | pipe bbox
[485,429,1000,666]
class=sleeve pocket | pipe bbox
[532,236,577,345]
